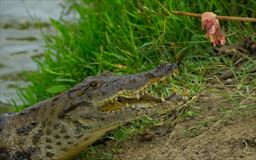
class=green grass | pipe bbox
[15,0,255,109]
[12,0,256,159]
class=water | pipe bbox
[0,0,75,112]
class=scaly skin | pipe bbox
[0,64,180,160]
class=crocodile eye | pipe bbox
[89,81,99,88]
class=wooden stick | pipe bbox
[171,11,256,22]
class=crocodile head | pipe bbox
[53,63,178,158]
[62,63,178,128]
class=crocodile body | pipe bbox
[0,64,179,160]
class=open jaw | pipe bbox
[93,63,179,114]
[97,80,175,113]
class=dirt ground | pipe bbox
[113,86,256,160]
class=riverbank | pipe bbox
[1,0,255,159]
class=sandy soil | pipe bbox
[114,87,256,160]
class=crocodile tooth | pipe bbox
[135,107,139,110]
[111,98,116,102]
[161,97,165,102]
[131,105,135,109]
[178,101,183,105]
[136,94,140,99]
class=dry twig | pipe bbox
[171,11,256,23]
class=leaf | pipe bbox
[46,85,67,94]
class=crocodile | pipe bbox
[0,63,181,160]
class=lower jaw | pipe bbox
[98,93,182,114]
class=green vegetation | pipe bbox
[15,0,255,109]
[13,0,255,159]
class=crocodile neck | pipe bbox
[0,91,124,160]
